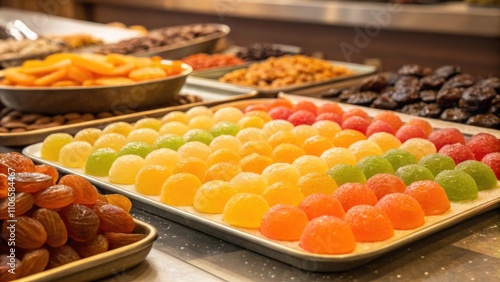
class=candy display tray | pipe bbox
[17,219,157,282]
[189,61,377,96]
[0,80,256,146]
[22,95,500,272]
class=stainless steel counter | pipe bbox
[77,0,500,37]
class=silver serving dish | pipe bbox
[0,61,192,114]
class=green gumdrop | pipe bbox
[154,134,185,151]
[85,148,118,176]
[184,129,214,145]
[456,160,498,191]
[211,121,240,137]
[419,153,456,177]
[396,164,434,186]
[356,155,394,179]
[434,170,478,201]
[327,164,367,186]
[382,149,418,171]
[118,141,152,158]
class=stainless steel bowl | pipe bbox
[0,62,192,114]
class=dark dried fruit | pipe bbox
[440,108,471,123]
[436,87,463,108]
[59,204,100,242]
[395,76,420,90]
[434,65,461,80]
[94,204,135,233]
[466,114,500,129]
[1,216,47,249]
[419,90,438,103]
[13,172,53,193]
[33,208,68,247]
[419,76,445,90]
[0,192,34,220]
[442,73,476,89]
[70,234,109,258]
[59,175,99,205]
[346,91,379,106]
[47,245,80,269]
[34,184,76,209]
[104,232,147,250]
[419,103,442,118]
[459,86,496,113]
[360,74,387,92]
[371,96,399,110]
[392,88,420,105]
[34,164,59,185]
[397,64,424,78]
[400,102,427,116]
[476,77,500,93]
[20,248,49,277]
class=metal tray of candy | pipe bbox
[188,60,377,96]
[22,94,500,272]
[0,80,256,146]
[18,219,157,282]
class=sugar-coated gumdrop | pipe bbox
[159,121,190,136]
[135,165,171,195]
[292,155,329,175]
[203,162,241,182]
[341,116,370,135]
[382,148,418,171]
[144,148,179,173]
[93,133,127,152]
[268,106,295,120]
[348,140,383,161]
[321,147,357,167]
[126,128,160,146]
[299,193,345,220]
[396,164,434,186]
[239,140,273,157]
[260,204,309,241]
[153,134,186,151]
[291,125,319,144]
[207,148,241,166]
[177,141,212,161]
[262,181,305,207]
[375,193,425,230]
[117,141,152,158]
[193,180,236,214]
[405,180,451,215]
[108,154,145,185]
[342,108,370,123]
[267,130,300,149]
[312,120,342,138]
[365,120,396,137]
[418,153,456,176]
[466,133,500,161]
[333,182,378,212]
[41,133,74,161]
[262,119,294,136]
[293,100,317,113]
[400,138,437,161]
[134,117,162,131]
[428,128,466,151]
[327,164,367,186]
[161,110,190,124]
[272,143,306,164]
[174,157,208,181]
[356,155,394,179]
[481,152,500,180]
[189,115,216,131]
[315,112,342,124]
[302,135,334,157]
[210,121,240,137]
[316,102,344,116]
[297,172,338,196]
[299,216,356,254]
[160,173,202,206]
[368,132,402,153]
[365,173,406,200]
[331,129,367,148]
[186,106,213,118]
[395,125,427,143]
[373,111,402,131]
[183,129,214,145]
[74,128,102,145]
[222,193,270,228]
[243,103,269,113]
[344,205,394,242]
[438,143,475,164]
[434,170,478,201]
[213,107,244,124]
[236,128,268,143]
[239,153,274,174]
[455,160,498,191]
[237,115,266,129]
[405,119,433,137]
[85,148,118,176]
[102,121,133,136]
[229,172,268,194]
[210,135,242,153]
[267,99,293,110]
[262,163,301,186]
[287,110,316,126]
[58,141,93,168]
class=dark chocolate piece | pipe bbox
[466,114,500,129]
[359,75,387,92]
[346,91,379,106]
[371,96,399,110]
[459,86,496,113]
[419,76,445,90]
[442,73,476,89]
[419,103,442,118]
[419,90,438,103]
[476,77,500,94]
[440,108,471,123]
[395,76,420,90]
[397,64,425,78]
[437,87,463,108]
[400,102,427,116]
[392,88,420,105]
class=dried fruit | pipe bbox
[105,194,132,212]
[20,248,50,277]
[33,208,68,247]
[94,204,135,233]
[0,255,22,281]
[0,152,35,174]
[0,192,34,220]
[34,164,59,185]
[13,172,53,193]
[104,232,146,250]
[33,185,76,209]
[0,173,8,199]
[1,216,47,249]
[70,234,109,258]
[59,175,99,205]
[47,245,80,269]
[59,204,100,242]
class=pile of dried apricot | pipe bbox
[0,152,145,281]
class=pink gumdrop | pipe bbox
[428,128,466,151]
[439,143,475,164]
[315,112,342,124]
[287,110,316,126]
[268,106,294,120]
[467,133,500,161]
[481,152,500,180]
[341,116,371,135]
[395,125,427,143]
[366,120,396,137]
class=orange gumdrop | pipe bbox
[333,183,378,212]
[405,118,434,137]
[259,204,309,241]
[267,98,294,109]
[341,108,370,123]
[373,111,403,131]
[294,100,317,114]
[299,193,345,220]
[317,102,344,116]
[344,205,394,242]
[299,216,356,254]
[365,173,407,200]
[375,193,425,230]
[405,180,451,215]
[58,174,99,205]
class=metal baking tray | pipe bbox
[0,81,256,146]
[18,218,157,282]
[22,95,500,272]
[189,60,377,96]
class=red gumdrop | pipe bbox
[439,143,475,164]
[481,152,500,180]
[315,112,342,124]
[395,125,427,143]
[428,128,466,151]
[467,133,500,161]
[268,106,295,120]
[365,120,396,137]
[341,116,371,135]
[287,110,316,126]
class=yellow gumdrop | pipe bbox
[237,116,266,129]
[332,129,367,148]
[223,193,270,228]
[159,121,190,136]
[213,107,244,123]
[262,163,301,186]
[236,127,268,143]
[102,121,133,137]
[313,120,342,138]
[239,140,273,158]
[74,128,102,145]
[161,173,202,206]
[186,106,213,118]
[40,133,73,161]
[193,180,236,214]
[207,149,242,166]
[204,162,242,182]
[188,115,216,131]
[349,140,383,161]
[239,153,274,174]
[135,165,171,195]
[297,172,338,196]
[400,138,437,161]
[291,125,319,144]
[292,155,329,175]
[210,135,242,153]
[320,147,357,167]
[229,172,269,194]
[262,119,294,136]
[262,181,305,207]
[108,154,145,184]
[144,148,180,174]
[368,132,402,153]
[161,111,190,124]
[58,141,93,168]
[271,143,306,164]
[177,141,212,161]
[134,117,162,131]
[267,130,301,149]
[127,128,160,146]
[174,157,208,181]
[93,133,127,152]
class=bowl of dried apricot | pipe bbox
[0,53,192,114]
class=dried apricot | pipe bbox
[104,194,132,212]
[0,192,34,220]
[0,173,7,199]
[104,232,146,250]
[33,208,68,247]
[94,204,135,233]
[20,248,50,277]
[14,172,53,193]
[47,245,80,269]
[33,184,76,209]
[2,216,47,249]
[0,255,22,281]
[0,152,35,174]
[34,164,59,185]
[59,204,100,242]
[70,234,109,258]
[59,175,99,205]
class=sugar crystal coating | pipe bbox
[434,170,479,201]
